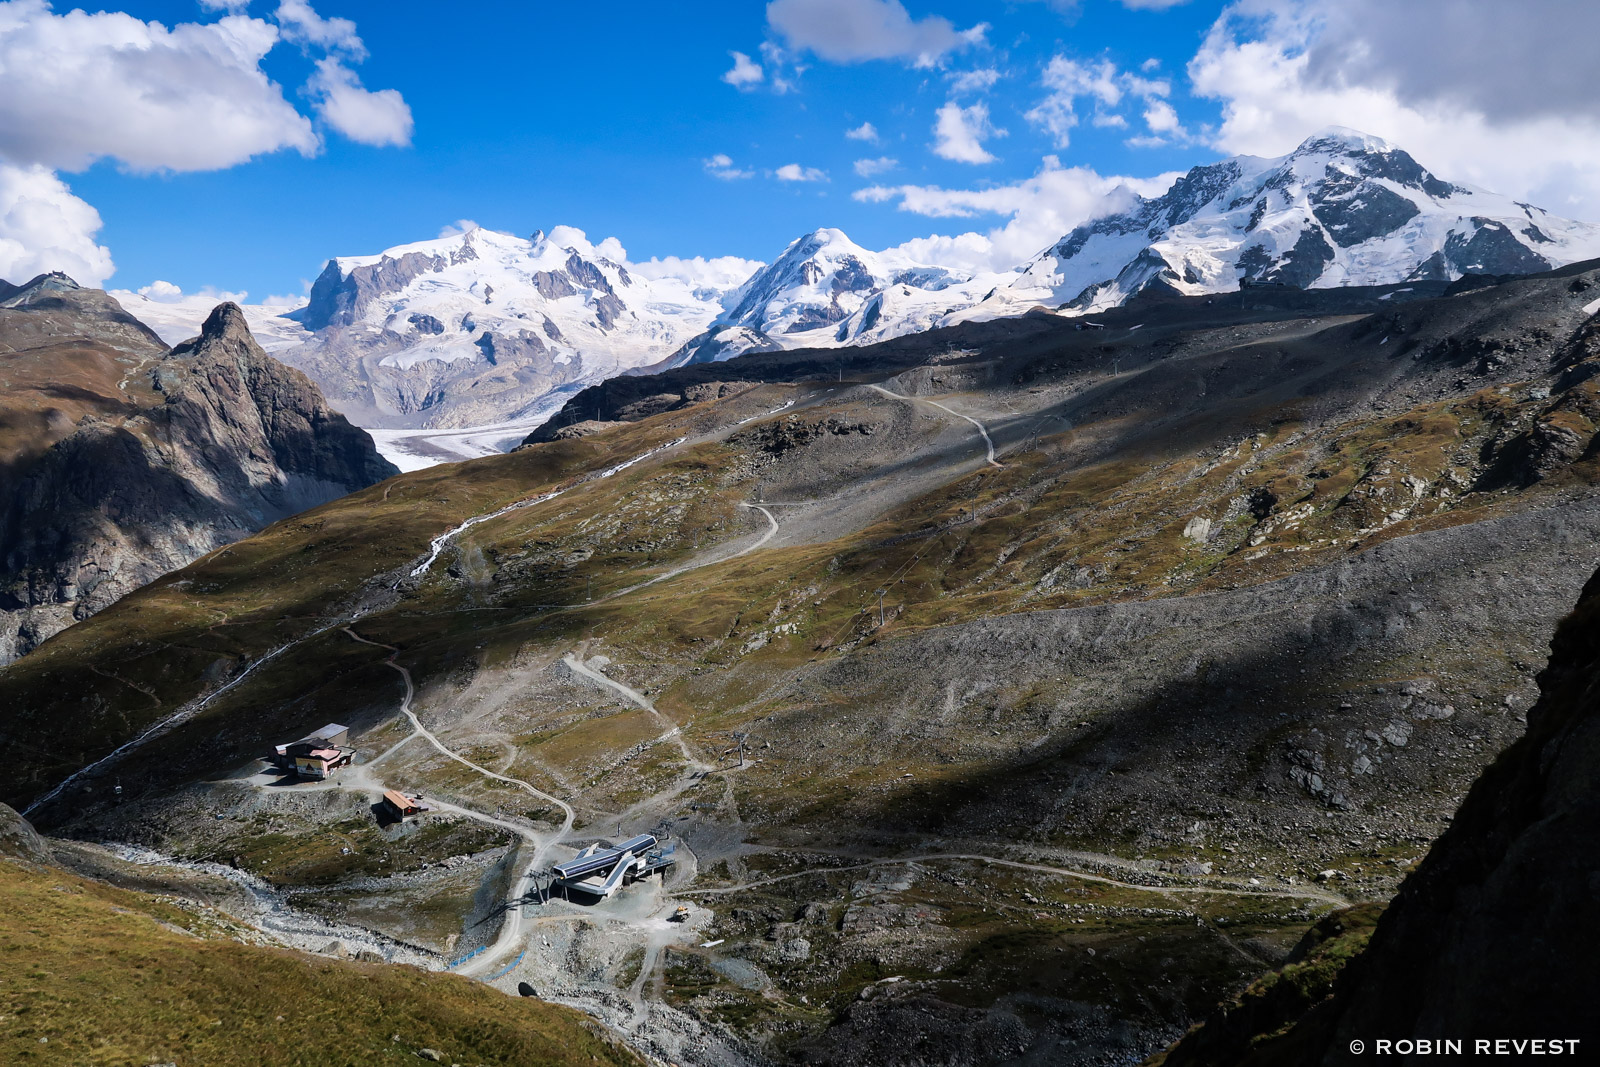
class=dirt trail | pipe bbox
[342,628,576,976]
[686,850,1347,907]
[562,652,711,775]
[867,382,1002,467]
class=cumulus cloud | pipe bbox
[861,156,1180,273]
[845,121,880,143]
[722,50,764,87]
[853,156,898,177]
[199,0,251,10]
[932,101,1003,164]
[0,1,316,172]
[124,279,247,303]
[776,163,828,182]
[1189,0,1600,219]
[632,254,766,290]
[1137,98,1185,143]
[306,57,413,146]
[437,219,479,238]
[766,0,987,68]
[0,0,413,173]
[703,154,754,180]
[0,161,113,285]
[1023,55,1176,149]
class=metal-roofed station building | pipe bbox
[550,834,676,899]
[269,724,354,780]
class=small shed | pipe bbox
[382,790,428,819]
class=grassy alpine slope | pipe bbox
[0,805,637,1067]
[4,265,1600,1062]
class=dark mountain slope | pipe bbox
[1154,559,1600,1063]
[0,279,396,662]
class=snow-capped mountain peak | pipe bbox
[670,226,988,365]
[1002,128,1600,314]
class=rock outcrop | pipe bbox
[0,277,396,662]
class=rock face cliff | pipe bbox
[0,277,397,663]
[1156,561,1600,1064]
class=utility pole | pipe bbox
[877,588,887,626]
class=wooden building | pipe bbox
[381,790,429,819]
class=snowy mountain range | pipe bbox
[112,127,1600,468]
[1003,127,1600,314]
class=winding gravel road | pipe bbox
[867,382,1002,467]
[343,628,576,976]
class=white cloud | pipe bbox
[860,156,1180,273]
[767,0,987,68]
[124,279,247,304]
[632,254,765,290]
[1023,57,1119,148]
[704,154,754,180]
[136,279,183,300]
[0,161,113,286]
[932,101,1003,164]
[776,163,828,182]
[306,57,412,147]
[722,50,764,87]
[947,67,1000,95]
[853,156,898,176]
[1025,55,1180,149]
[1142,99,1182,135]
[845,121,880,143]
[437,219,479,238]
[1189,0,1600,219]
[199,0,251,11]
[0,1,317,172]
[758,40,800,93]
[274,0,362,56]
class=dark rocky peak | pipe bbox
[169,301,255,359]
[565,251,617,297]
[1153,160,1244,229]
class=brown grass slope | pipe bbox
[0,804,637,1067]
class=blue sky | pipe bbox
[3,0,1599,300]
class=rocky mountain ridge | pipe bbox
[117,130,1600,471]
[0,276,396,663]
